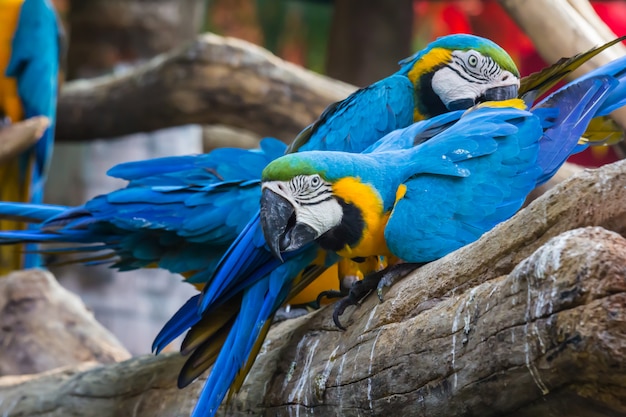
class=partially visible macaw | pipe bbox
[0,0,62,274]
[175,53,626,416]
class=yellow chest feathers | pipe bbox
[331,177,392,258]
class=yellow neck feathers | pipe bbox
[331,177,391,258]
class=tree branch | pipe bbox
[1,158,625,416]
[0,117,49,163]
[55,33,356,143]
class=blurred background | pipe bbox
[43,0,626,354]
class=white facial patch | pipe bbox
[296,198,343,238]
[431,50,519,107]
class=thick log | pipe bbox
[0,269,130,376]
[0,117,49,163]
[0,158,625,416]
[55,33,356,143]
[0,354,201,417]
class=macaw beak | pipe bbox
[481,84,519,102]
[446,98,476,111]
[260,188,317,262]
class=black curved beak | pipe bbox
[260,188,317,262]
[482,84,519,102]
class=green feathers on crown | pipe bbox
[262,154,322,182]
[398,33,520,78]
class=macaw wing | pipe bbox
[109,137,286,184]
[532,75,619,184]
[0,139,287,275]
[384,107,544,263]
[364,110,465,153]
[190,247,318,417]
[288,75,415,154]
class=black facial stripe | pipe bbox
[487,59,500,77]
[299,195,333,206]
[316,197,364,252]
[418,71,449,118]
[295,186,331,202]
[451,55,497,83]
[445,62,483,84]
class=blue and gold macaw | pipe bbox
[0,0,62,274]
[0,34,521,286]
[172,52,626,417]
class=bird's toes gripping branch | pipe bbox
[331,262,423,330]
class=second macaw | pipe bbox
[0,0,62,274]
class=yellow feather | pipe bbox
[579,116,624,146]
[472,98,527,111]
[407,47,452,122]
[332,177,391,258]
[0,0,24,124]
[287,263,339,306]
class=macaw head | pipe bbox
[399,34,520,119]
[260,153,380,261]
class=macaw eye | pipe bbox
[468,54,478,67]
[310,175,321,187]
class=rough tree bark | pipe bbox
[55,33,356,143]
[0,269,130,376]
[1,158,625,417]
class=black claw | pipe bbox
[332,263,426,329]
[332,298,352,330]
[316,289,346,309]
[331,279,373,330]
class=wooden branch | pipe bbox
[0,269,130,376]
[0,354,203,417]
[55,33,356,143]
[0,117,49,163]
[1,159,625,416]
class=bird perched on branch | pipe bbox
[160,47,626,417]
[0,0,63,275]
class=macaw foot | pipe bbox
[315,274,360,308]
[332,263,423,330]
[376,262,424,302]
